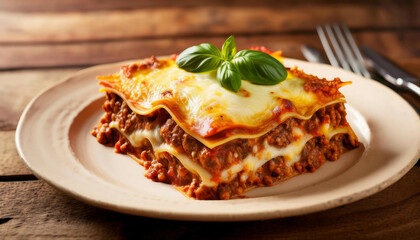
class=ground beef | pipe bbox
[92,92,358,200]
[160,117,250,172]
[265,118,296,148]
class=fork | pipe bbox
[316,23,420,115]
[316,23,371,78]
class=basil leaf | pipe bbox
[221,35,237,61]
[217,61,242,92]
[176,36,287,92]
[176,43,222,73]
[232,50,287,85]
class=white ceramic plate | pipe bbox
[16,58,420,221]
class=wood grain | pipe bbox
[1,0,418,12]
[0,4,418,44]
[1,32,420,75]
[0,68,80,130]
[1,168,419,239]
[0,69,79,177]
[0,131,33,176]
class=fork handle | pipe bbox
[397,78,420,98]
[395,78,420,114]
[406,82,420,97]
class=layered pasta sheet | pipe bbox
[93,55,359,199]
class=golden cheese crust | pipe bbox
[97,55,350,149]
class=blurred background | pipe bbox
[1,0,418,71]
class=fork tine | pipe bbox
[324,24,351,71]
[341,24,371,78]
[316,25,339,67]
[332,24,362,75]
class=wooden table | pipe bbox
[1,1,419,239]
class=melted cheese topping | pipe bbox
[109,121,350,187]
[98,57,346,149]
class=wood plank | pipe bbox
[0,4,418,44]
[0,68,78,177]
[0,68,80,130]
[1,32,419,76]
[0,131,33,176]
[0,68,79,177]
[1,0,417,12]
[1,168,419,239]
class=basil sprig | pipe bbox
[176,35,287,92]
[175,43,222,73]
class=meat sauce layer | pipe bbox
[92,92,358,200]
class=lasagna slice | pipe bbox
[92,54,359,200]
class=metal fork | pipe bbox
[316,23,371,78]
[316,23,420,115]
